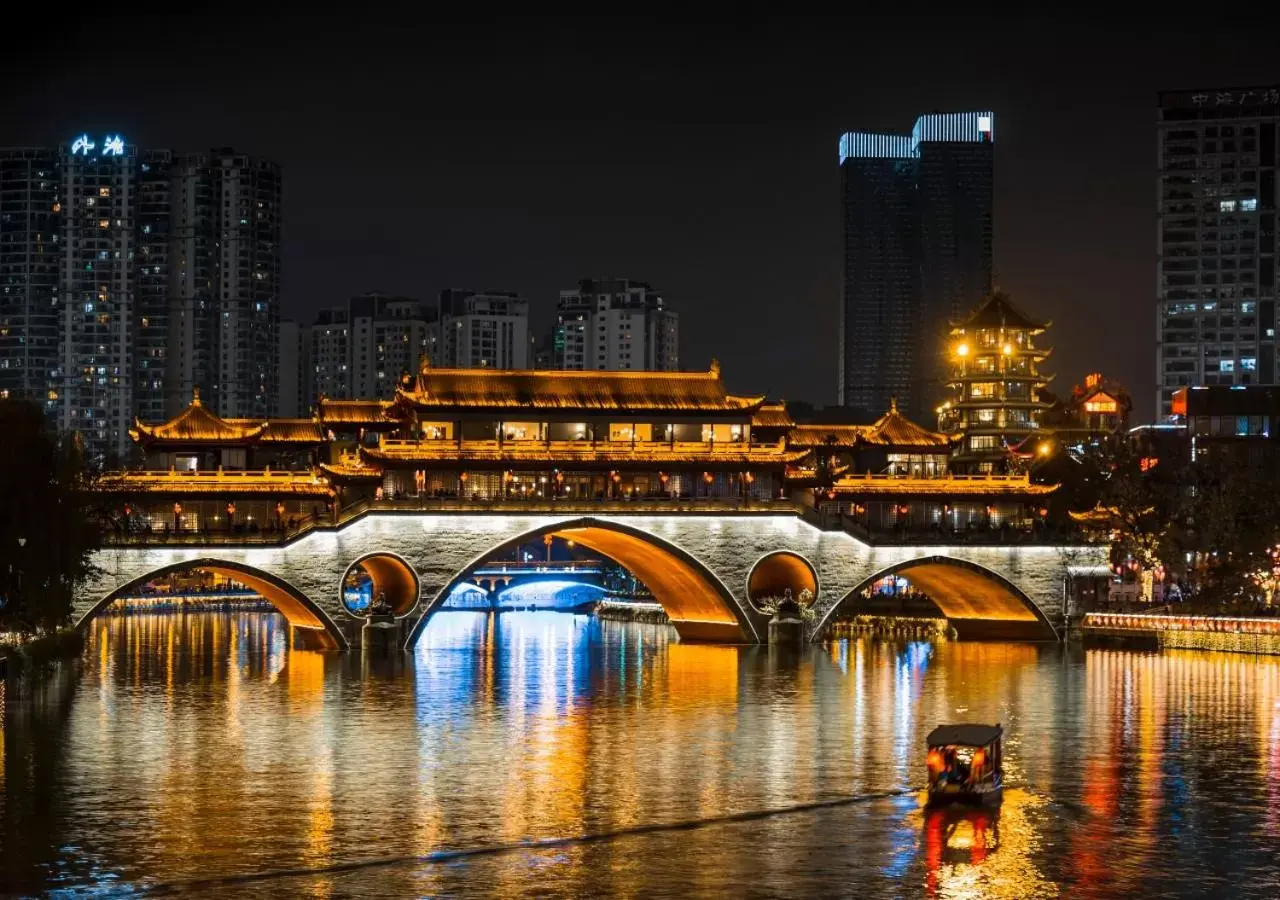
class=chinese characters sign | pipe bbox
[69,133,127,157]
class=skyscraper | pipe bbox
[167,151,282,419]
[0,136,281,461]
[0,148,61,418]
[553,278,679,371]
[839,112,994,421]
[58,133,139,461]
[1156,87,1280,419]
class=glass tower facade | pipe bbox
[839,112,994,422]
[1156,87,1280,420]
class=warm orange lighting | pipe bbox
[1002,344,1013,356]
[703,471,713,484]
[1038,442,1052,456]
[927,750,946,773]
[551,524,747,642]
[955,343,970,358]
[459,471,468,482]
[972,748,986,769]
[1085,396,1118,413]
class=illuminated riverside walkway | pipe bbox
[76,503,1107,650]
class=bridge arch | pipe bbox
[406,516,759,648]
[340,551,420,618]
[812,555,1058,642]
[76,557,348,650]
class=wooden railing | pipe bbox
[373,437,793,459]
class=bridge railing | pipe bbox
[99,496,804,547]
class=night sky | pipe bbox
[2,16,1274,419]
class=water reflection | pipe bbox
[3,614,1280,896]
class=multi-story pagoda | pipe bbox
[938,292,1052,473]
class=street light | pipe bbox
[955,343,969,358]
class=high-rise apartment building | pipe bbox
[553,278,678,371]
[300,294,435,405]
[438,289,529,369]
[58,134,140,461]
[1156,87,1280,419]
[0,148,61,419]
[839,112,994,421]
[0,135,281,462]
[350,293,435,397]
[167,151,281,419]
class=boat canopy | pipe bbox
[927,723,1002,748]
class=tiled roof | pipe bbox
[131,390,265,445]
[397,363,765,413]
[953,292,1048,331]
[319,460,385,481]
[860,401,954,448]
[787,424,866,448]
[317,399,401,426]
[752,403,795,428]
[226,418,326,444]
[788,402,953,450]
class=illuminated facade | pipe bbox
[437,289,528,369]
[167,151,282,420]
[95,362,1068,551]
[0,137,281,461]
[839,112,994,420]
[0,148,61,417]
[1156,87,1280,419]
[553,278,678,371]
[940,292,1052,472]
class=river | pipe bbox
[3,610,1280,897]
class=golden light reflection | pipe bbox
[917,791,1053,899]
[551,526,748,641]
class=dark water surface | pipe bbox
[4,610,1280,898]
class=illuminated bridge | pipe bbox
[76,508,1108,651]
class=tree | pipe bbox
[0,401,102,634]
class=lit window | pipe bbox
[1220,360,1235,372]
[1241,198,1258,212]
[1242,357,1257,371]
[1220,200,1237,212]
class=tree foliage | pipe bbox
[1062,432,1280,601]
[0,401,102,634]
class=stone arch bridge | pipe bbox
[76,512,1108,650]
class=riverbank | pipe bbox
[1081,612,1280,656]
[0,628,85,678]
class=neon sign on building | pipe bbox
[70,133,127,157]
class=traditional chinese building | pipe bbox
[938,292,1053,473]
[361,361,801,501]
[95,362,1062,542]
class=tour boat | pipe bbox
[925,723,1003,807]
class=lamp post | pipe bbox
[226,501,236,532]
[544,533,553,562]
[173,502,183,532]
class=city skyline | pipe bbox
[2,16,1277,420]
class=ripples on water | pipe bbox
[3,611,1280,898]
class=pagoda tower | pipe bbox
[938,292,1052,473]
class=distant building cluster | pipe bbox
[0,136,280,461]
[277,278,681,415]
